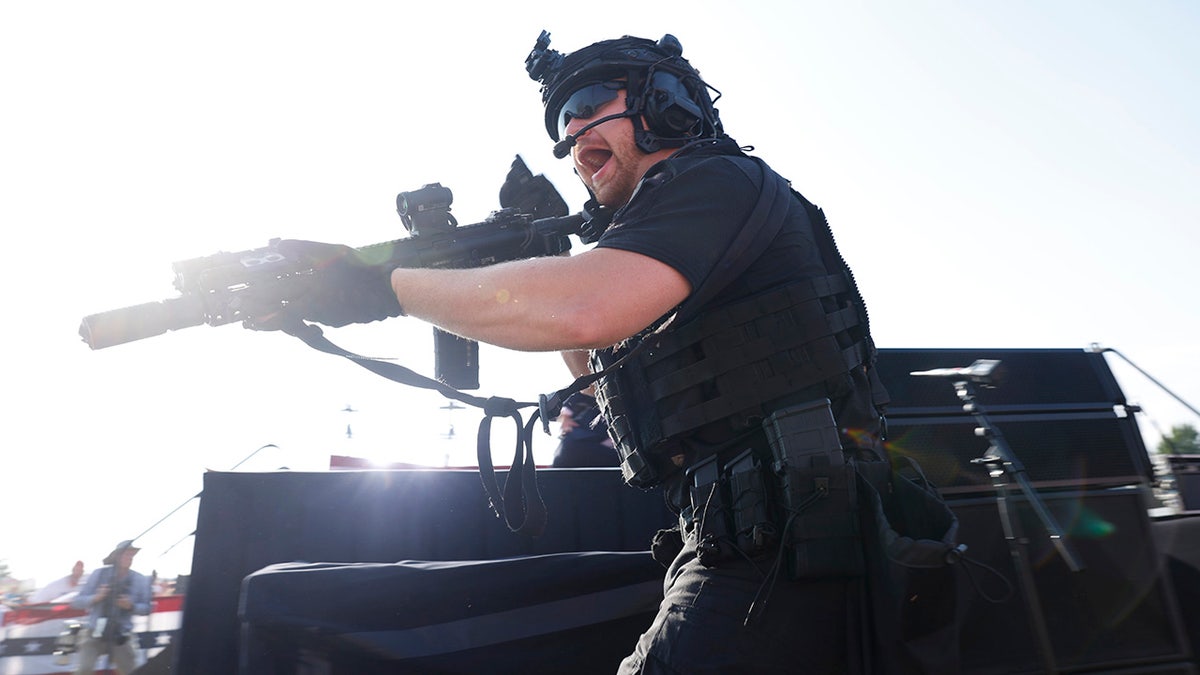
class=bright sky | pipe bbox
[2,2,1197,587]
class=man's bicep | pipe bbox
[568,247,691,343]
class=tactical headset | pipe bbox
[526,31,723,159]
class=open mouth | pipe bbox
[576,146,613,177]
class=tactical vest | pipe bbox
[589,158,885,489]
[592,270,877,488]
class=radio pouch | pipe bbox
[686,454,734,566]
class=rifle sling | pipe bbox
[280,319,547,537]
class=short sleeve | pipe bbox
[595,156,759,290]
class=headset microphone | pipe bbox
[552,112,634,159]
[552,136,576,159]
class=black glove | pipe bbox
[245,239,403,329]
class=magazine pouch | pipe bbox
[765,400,862,579]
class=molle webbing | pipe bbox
[642,273,868,440]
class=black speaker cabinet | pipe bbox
[1168,456,1200,512]
[875,348,1128,416]
[873,348,1154,495]
[952,488,1191,674]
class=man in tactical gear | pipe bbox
[278,32,893,674]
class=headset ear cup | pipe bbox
[650,93,698,135]
[644,71,704,138]
[663,104,700,134]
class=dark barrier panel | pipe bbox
[176,468,673,675]
[239,552,664,674]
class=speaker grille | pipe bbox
[886,412,1153,494]
[871,348,1153,494]
[1168,455,1200,512]
[952,490,1190,673]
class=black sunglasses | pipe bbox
[557,81,625,138]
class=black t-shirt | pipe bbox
[592,139,885,490]
[596,142,826,310]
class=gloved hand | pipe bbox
[244,239,404,329]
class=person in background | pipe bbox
[553,391,618,468]
[70,540,152,675]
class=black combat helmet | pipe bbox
[525,31,723,154]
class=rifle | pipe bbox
[78,157,585,388]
